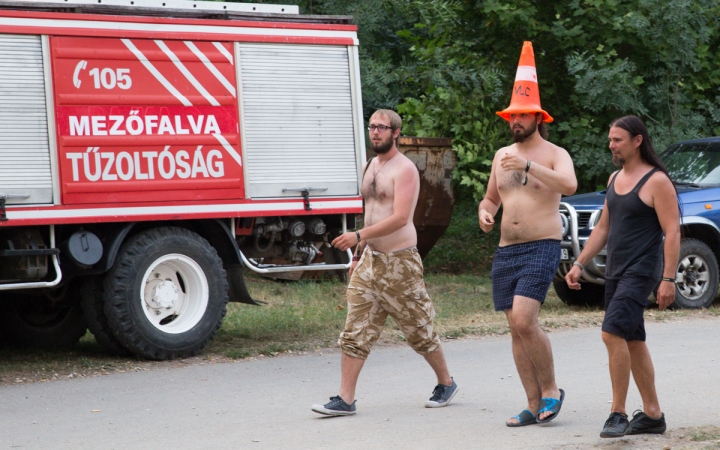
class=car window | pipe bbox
[662,142,720,185]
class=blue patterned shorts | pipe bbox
[491,239,561,311]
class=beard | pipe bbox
[511,121,538,143]
[371,135,394,154]
[612,155,625,167]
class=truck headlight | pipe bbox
[560,213,570,238]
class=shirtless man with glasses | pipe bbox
[312,109,457,416]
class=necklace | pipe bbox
[371,151,399,188]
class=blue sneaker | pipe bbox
[312,395,356,416]
[425,378,459,408]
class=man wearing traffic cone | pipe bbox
[478,41,577,427]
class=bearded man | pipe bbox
[478,41,577,427]
[312,109,458,416]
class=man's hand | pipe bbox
[656,280,675,310]
[565,265,582,290]
[331,231,359,252]
[499,152,527,172]
[478,208,495,233]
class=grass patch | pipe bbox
[691,426,720,442]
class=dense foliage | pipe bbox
[242,0,720,198]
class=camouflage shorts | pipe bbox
[338,246,440,360]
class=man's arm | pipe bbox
[331,161,418,251]
[565,171,615,290]
[650,173,681,310]
[478,152,501,233]
[500,147,577,196]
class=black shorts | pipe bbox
[491,239,560,311]
[602,275,656,341]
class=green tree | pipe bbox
[237,0,720,196]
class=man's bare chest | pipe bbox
[497,164,551,193]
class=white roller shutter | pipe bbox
[238,43,359,198]
[0,34,52,205]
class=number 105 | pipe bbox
[88,68,132,90]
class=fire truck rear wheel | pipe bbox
[81,276,132,356]
[0,287,88,348]
[104,227,229,360]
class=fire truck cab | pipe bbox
[0,0,365,359]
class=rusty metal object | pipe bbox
[398,137,456,259]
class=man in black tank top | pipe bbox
[565,116,680,439]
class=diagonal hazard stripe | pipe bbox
[213,133,242,167]
[185,41,236,98]
[121,38,192,106]
[155,40,220,107]
[213,42,234,65]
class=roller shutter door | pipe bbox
[0,34,52,205]
[238,43,358,198]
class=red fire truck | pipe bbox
[0,0,364,359]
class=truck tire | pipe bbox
[104,227,228,360]
[81,276,132,356]
[672,238,719,309]
[552,279,605,307]
[0,287,88,348]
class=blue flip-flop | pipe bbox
[506,409,537,427]
[537,389,565,424]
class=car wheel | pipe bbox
[552,279,604,307]
[671,238,718,309]
[104,227,229,360]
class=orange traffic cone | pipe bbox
[497,41,553,123]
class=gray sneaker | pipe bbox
[425,378,459,408]
[311,395,356,416]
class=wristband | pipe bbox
[355,230,361,243]
[352,255,361,262]
[523,160,531,186]
[661,277,675,282]
[572,261,585,271]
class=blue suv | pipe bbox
[555,137,720,309]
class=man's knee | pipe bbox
[338,338,370,360]
[601,330,625,347]
[509,310,539,337]
[339,328,381,360]
[407,332,440,355]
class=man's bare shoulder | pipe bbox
[395,152,421,177]
[647,168,674,189]
[542,140,571,158]
[494,144,516,158]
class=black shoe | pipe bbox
[600,412,629,438]
[311,395,356,416]
[626,410,666,435]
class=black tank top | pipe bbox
[605,167,664,280]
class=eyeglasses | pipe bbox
[368,125,393,132]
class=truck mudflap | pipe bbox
[226,263,265,306]
[557,202,606,285]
